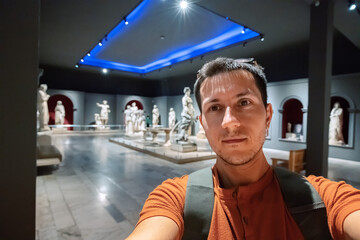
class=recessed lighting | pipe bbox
[180,0,188,9]
[102,68,108,74]
[98,42,102,46]
[75,64,79,68]
[160,35,165,40]
[349,3,356,10]
[87,52,91,57]
[80,59,84,62]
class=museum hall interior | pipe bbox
[1,0,360,239]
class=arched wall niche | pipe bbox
[48,94,74,129]
[278,96,307,142]
[329,93,355,147]
[125,100,143,110]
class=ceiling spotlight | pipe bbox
[349,3,357,10]
[260,35,265,41]
[98,42,102,47]
[87,52,91,57]
[160,35,165,40]
[180,0,188,9]
[75,64,79,68]
[314,0,320,7]
[80,59,84,62]
[124,17,129,25]
[102,68,108,74]
[242,27,247,34]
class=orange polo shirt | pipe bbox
[138,166,360,239]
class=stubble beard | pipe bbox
[216,130,266,167]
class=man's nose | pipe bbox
[221,106,240,129]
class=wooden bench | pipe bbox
[271,149,306,174]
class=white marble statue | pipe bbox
[152,105,160,127]
[97,100,111,125]
[329,102,345,145]
[168,108,176,129]
[130,102,139,131]
[55,101,65,125]
[124,105,133,134]
[137,109,146,131]
[37,84,50,131]
[94,113,102,125]
[177,87,196,142]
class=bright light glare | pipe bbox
[349,4,356,10]
[102,68,108,74]
[98,193,107,202]
[180,0,188,9]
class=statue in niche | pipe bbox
[287,122,292,133]
[168,108,176,129]
[124,105,133,134]
[96,100,111,125]
[130,102,139,131]
[177,87,196,142]
[329,102,345,145]
[55,101,65,125]
[152,105,160,127]
[37,84,50,131]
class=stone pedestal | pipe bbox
[171,141,197,152]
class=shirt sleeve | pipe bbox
[137,175,188,238]
[306,175,360,240]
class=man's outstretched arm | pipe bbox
[344,210,360,240]
[126,216,179,240]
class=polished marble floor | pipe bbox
[36,134,360,240]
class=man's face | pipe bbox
[199,70,272,166]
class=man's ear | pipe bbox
[266,103,273,129]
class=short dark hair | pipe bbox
[194,57,268,112]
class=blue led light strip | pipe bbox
[79,0,261,74]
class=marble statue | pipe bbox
[130,102,139,130]
[55,101,65,125]
[94,113,102,125]
[152,105,160,127]
[177,87,196,142]
[124,105,133,134]
[287,122,292,133]
[37,84,50,131]
[97,100,111,125]
[168,108,176,129]
[329,102,345,145]
[137,109,146,131]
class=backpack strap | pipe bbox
[183,167,214,240]
[183,166,332,240]
[273,167,332,240]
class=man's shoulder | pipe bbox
[154,175,189,194]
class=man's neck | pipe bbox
[215,150,270,188]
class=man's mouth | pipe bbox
[222,138,246,144]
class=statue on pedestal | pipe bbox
[168,108,176,129]
[96,100,111,125]
[55,101,65,125]
[152,105,160,127]
[329,102,345,145]
[124,105,133,134]
[177,87,196,142]
[37,84,50,131]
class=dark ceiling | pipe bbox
[39,0,360,96]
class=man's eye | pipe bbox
[209,105,220,111]
[239,100,250,106]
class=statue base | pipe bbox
[171,141,197,153]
